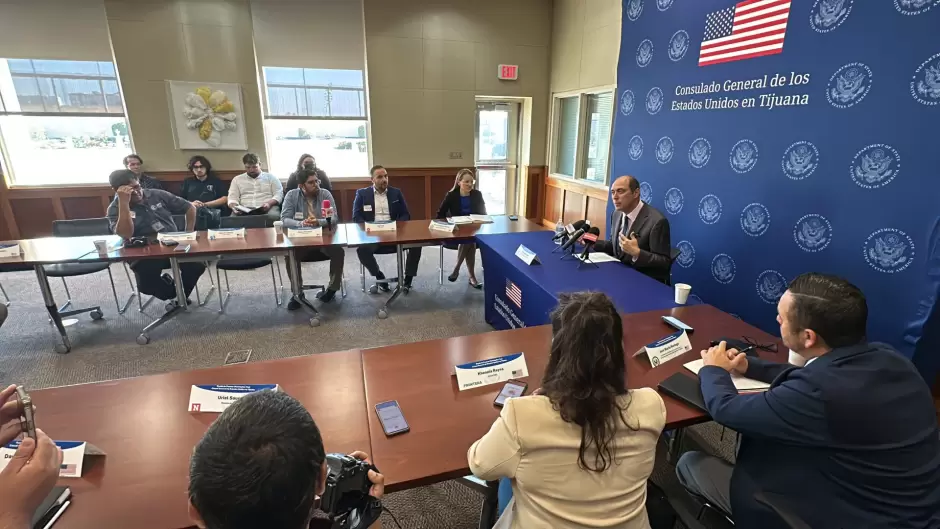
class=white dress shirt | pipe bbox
[618,201,645,262]
[374,186,391,222]
[228,172,284,209]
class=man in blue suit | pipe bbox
[352,165,422,290]
[677,272,940,529]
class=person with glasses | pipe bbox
[123,153,164,190]
[180,155,229,229]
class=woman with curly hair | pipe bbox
[285,153,332,194]
[468,291,667,528]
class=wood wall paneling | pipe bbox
[524,166,546,221]
[585,196,608,238]
[393,175,428,220]
[61,196,107,221]
[563,190,583,224]
[9,198,56,239]
[543,185,564,227]
[428,177,453,218]
[541,175,610,233]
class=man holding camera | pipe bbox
[188,390,384,529]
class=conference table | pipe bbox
[26,302,782,529]
[477,230,699,330]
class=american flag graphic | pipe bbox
[699,0,791,67]
[61,464,77,474]
[505,280,522,309]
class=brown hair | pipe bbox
[542,291,634,472]
[451,168,475,192]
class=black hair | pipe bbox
[123,153,143,167]
[787,273,868,349]
[369,165,385,178]
[108,169,138,190]
[189,390,325,529]
[295,153,315,172]
[188,155,214,176]
[297,168,320,186]
[542,291,634,472]
[242,153,260,166]
[624,175,640,192]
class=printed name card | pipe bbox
[187,384,279,413]
[207,228,245,240]
[157,231,197,242]
[2,440,105,478]
[0,244,20,258]
[429,220,456,233]
[633,330,692,367]
[455,353,529,391]
[287,227,323,238]
[514,244,540,265]
[365,222,397,233]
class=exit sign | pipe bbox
[498,64,518,80]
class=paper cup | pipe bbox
[272,221,284,234]
[93,239,108,254]
[674,283,692,304]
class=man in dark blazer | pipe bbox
[352,165,422,290]
[593,175,672,284]
[677,273,940,529]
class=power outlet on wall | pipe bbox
[449,151,463,159]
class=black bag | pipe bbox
[195,207,222,230]
[646,480,678,529]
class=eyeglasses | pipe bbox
[192,165,204,169]
[741,336,778,353]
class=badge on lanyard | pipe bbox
[152,221,165,232]
[364,205,373,212]
[130,211,136,219]
[294,212,304,220]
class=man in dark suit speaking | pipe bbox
[352,165,422,290]
[594,175,672,283]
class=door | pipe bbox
[475,100,520,216]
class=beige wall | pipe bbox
[104,0,267,171]
[0,0,113,62]
[364,0,551,168]
[550,0,621,94]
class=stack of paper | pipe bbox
[447,216,473,224]
[683,359,770,392]
[157,231,197,242]
[577,252,621,263]
[429,220,456,233]
[470,214,494,223]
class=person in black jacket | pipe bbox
[285,154,332,195]
[180,155,229,228]
[435,169,486,288]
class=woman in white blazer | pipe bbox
[468,291,667,529]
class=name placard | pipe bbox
[0,244,20,258]
[365,222,397,233]
[187,384,279,413]
[2,440,105,478]
[287,227,323,238]
[514,244,540,265]
[633,330,692,367]
[157,231,197,242]
[429,220,456,233]
[207,228,245,240]
[455,353,529,391]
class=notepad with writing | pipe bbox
[684,359,770,392]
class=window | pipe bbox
[0,59,131,186]
[261,66,369,179]
[549,89,615,185]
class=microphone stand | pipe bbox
[576,250,599,269]
[551,234,569,253]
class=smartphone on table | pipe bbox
[375,400,409,436]
[494,380,528,407]
[662,315,694,333]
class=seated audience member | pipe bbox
[180,155,229,228]
[678,273,940,528]
[594,175,671,284]
[285,154,332,194]
[124,153,164,190]
[281,169,344,305]
[227,153,283,221]
[469,291,667,529]
[435,168,486,289]
[188,390,384,529]
[0,384,63,529]
[352,165,421,291]
[107,169,206,303]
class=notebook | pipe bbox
[657,372,707,412]
[683,359,770,392]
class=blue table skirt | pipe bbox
[477,231,698,330]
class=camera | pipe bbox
[321,454,382,529]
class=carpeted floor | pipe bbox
[0,248,735,529]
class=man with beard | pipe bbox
[227,153,283,222]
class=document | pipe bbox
[683,359,770,392]
[157,231,197,242]
[429,220,456,233]
[470,214,494,223]
[233,205,264,215]
[576,251,620,263]
[447,216,473,224]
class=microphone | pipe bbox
[552,219,587,241]
[322,199,332,230]
[577,227,601,261]
[559,220,591,253]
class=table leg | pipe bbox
[170,257,187,312]
[287,248,321,327]
[667,427,686,464]
[378,244,405,318]
[34,265,71,354]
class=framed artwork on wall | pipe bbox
[166,81,247,150]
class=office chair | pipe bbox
[43,218,136,319]
[359,245,400,294]
[214,215,283,313]
[159,214,215,308]
[0,263,34,306]
[296,252,346,300]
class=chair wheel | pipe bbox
[309,317,321,327]
[165,302,177,313]
[90,310,103,320]
[369,285,379,295]
[137,333,150,345]
[377,309,388,319]
[54,343,70,354]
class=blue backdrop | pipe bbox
[610,0,940,353]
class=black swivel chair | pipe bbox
[215,215,283,312]
[43,218,137,320]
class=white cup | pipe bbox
[272,221,284,234]
[674,283,692,304]
[93,239,108,254]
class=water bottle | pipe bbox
[554,217,564,245]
